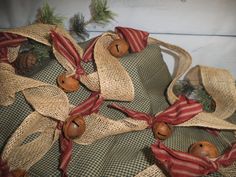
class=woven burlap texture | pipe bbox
[0,62,146,171]
[149,38,236,130]
[2,24,135,101]
[1,25,236,175]
[135,38,236,177]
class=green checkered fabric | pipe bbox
[1,42,235,177]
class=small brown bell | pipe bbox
[57,73,80,93]
[10,169,28,177]
[108,39,129,58]
[152,121,173,140]
[188,141,219,159]
[63,115,86,139]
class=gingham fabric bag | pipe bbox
[0,24,236,177]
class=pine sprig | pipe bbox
[70,13,89,41]
[36,1,65,26]
[70,0,116,40]
[89,0,116,25]
[173,80,215,112]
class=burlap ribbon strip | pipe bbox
[0,62,146,171]
[134,38,236,177]
[1,25,236,176]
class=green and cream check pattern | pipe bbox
[1,43,235,176]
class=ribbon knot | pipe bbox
[50,30,85,80]
[115,26,149,53]
[109,96,203,128]
[58,92,104,177]
[151,141,236,177]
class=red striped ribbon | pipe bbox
[215,143,236,167]
[109,96,203,128]
[81,27,149,62]
[69,92,104,117]
[0,32,27,63]
[153,96,203,125]
[50,30,85,79]
[0,157,10,177]
[151,141,236,177]
[82,37,100,62]
[115,26,149,52]
[59,131,73,177]
[58,92,104,177]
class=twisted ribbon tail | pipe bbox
[0,32,27,63]
[69,92,104,117]
[50,30,85,78]
[109,103,153,126]
[0,157,10,177]
[58,92,104,177]
[215,143,236,167]
[0,32,27,48]
[151,141,218,177]
[154,96,203,125]
[82,36,100,62]
[115,26,149,53]
[59,133,73,177]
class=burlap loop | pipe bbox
[4,24,135,101]
[1,112,59,171]
[185,65,236,120]
[148,37,192,104]
[0,63,70,121]
[176,65,236,129]
[1,26,236,176]
[93,33,134,101]
[73,113,147,145]
[148,37,236,130]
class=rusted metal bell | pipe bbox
[13,52,37,75]
[63,115,86,139]
[10,169,28,177]
[188,141,219,159]
[108,39,129,58]
[152,121,173,140]
[57,73,79,93]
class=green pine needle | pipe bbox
[70,13,89,41]
[36,1,65,26]
[90,0,116,25]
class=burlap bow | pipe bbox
[1,25,236,177]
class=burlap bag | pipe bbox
[1,24,236,176]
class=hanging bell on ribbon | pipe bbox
[57,73,80,93]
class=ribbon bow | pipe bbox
[50,30,85,79]
[109,96,203,128]
[58,92,104,177]
[151,141,236,177]
[115,26,149,53]
[82,27,149,61]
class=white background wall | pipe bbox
[0,0,235,78]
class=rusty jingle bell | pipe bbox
[10,169,28,177]
[188,141,219,159]
[63,115,86,139]
[57,73,80,93]
[152,121,173,140]
[108,39,129,58]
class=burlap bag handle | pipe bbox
[148,37,236,130]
